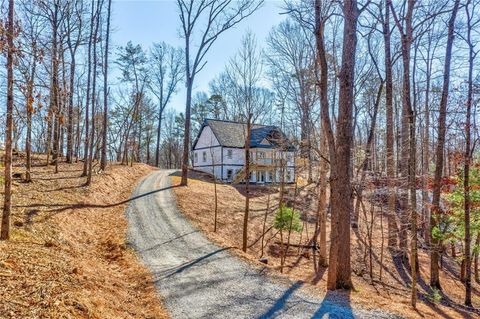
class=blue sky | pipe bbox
[111,0,286,112]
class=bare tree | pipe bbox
[316,0,362,290]
[382,0,398,249]
[100,0,112,170]
[87,0,102,185]
[149,42,184,168]
[1,0,15,240]
[429,0,461,291]
[460,0,479,306]
[65,0,83,164]
[177,0,263,186]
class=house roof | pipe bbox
[193,119,295,151]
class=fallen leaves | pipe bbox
[0,155,168,319]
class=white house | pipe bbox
[192,119,296,184]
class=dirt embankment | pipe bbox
[172,170,480,319]
[0,155,168,319]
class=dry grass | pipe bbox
[0,154,168,319]
[172,170,480,319]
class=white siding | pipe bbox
[196,165,223,180]
[195,126,219,148]
[223,147,244,165]
[193,146,222,167]
[192,124,296,184]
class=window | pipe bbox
[202,151,207,162]
[227,169,233,180]
[286,170,292,182]
[194,152,198,163]
[257,151,265,159]
[227,149,233,159]
[269,170,274,181]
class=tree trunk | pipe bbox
[66,52,75,164]
[430,0,460,290]
[326,0,358,290]
[463,1,474,305]
[181,78,193,186]
[87,2,101,185]
[243,113,252,252]
[317,127,328,267]
[384,0,398,249]
[82,2,94,177]
[100,0,112,171]
[25,59,36,182]
[155,97,163,167]
[51,2,60,172]
[1,0,14,240]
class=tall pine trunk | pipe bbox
[430,0,460,290]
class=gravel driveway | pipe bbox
[125,170,402,319]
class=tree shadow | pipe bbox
[156,247,232,280]
[388,251,480,318]
[140,230,199,253]
[311,290,354,319]
[13,185,180,222]
[311,267,327,285]
[40,184,86,192]
[256,280,305,318]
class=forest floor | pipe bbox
[172,169,480,319]
[0,153,168,319]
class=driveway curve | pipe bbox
[126,170,402,319]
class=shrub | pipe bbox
[273,205,302,233]
[429,288,442,303]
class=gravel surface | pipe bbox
[126,170,403,319]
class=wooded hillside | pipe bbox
[1,0,480,317]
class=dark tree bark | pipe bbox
[65,1,83,164]
[390,0,414,263]
[87,0,101,185]
[1,0,14,240]
[101,0,112,170]
[25,54,37,182]
[383,0,398,249]
[317,0,359,290]
[243,113,252,252]
[463,0,476,306]
[82,1,95,177]
[430,0,460,290]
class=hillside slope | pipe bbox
[172,170,480,319]
[0,155,168,319]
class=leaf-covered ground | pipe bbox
[0,154,168,319]
[172,170,480,319]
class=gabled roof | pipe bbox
[192,119,294,151]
